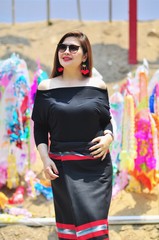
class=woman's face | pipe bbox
[58,37,87,70]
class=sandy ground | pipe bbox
[0,19,159,239]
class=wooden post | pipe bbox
[129,0,137,64]
[77,0,82,22]
[109,0,112,22]
[47,0,52,25]
[12,0,15,25]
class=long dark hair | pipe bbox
[50,31,93,78]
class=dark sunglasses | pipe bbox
[58,43,80,53]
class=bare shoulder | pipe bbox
[38,76,62,90]
[89,77,107,90]
[38,79,51,90]
[97,78,107,90]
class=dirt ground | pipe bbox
[0,19,159,239]
[0,182,158,240]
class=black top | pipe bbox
[31,86,113,153]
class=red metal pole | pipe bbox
[129,0,137,64]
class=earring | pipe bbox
[81,63,89,75]
[57,67,64,73]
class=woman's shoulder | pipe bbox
[38,77,61,90]
[38,78,52,90]
[89,77,107,90]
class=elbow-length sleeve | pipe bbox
[31,91,49,147]
[100,88,113,133]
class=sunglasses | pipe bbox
[58,43,80,53]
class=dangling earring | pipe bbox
[81,63,89,75]
[57,67,64,73]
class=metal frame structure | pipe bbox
[0,215,159,227]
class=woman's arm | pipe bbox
[33,122,59,180]
[89,85,114,160]
[37,143,59,180]
[103,121,114,140]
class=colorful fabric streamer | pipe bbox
[0,54,34,189]
[119,94,136,171]
[30,61,48,105]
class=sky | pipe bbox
[0,0,159,23]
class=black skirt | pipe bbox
[50,151,112,240]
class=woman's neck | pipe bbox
[62,69,86,83]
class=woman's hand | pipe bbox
[43,157,59,180]
[37,143,59,180]
[89,134,113,161]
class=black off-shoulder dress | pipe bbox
[32,86,113,240]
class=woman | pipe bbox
[32,31,113,240]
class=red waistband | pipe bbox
[49,152,95,161]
